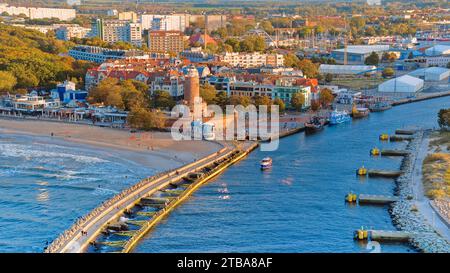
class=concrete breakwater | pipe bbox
[390,131,450,253]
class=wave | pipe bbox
[0,143,108,164]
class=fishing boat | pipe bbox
[260,157,272,170]
[329,110,351,125]
[351,105,370,119]
[305,116,325,134]
[369,101,392,112]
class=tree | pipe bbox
[229,95,251,107]
[290,92,305,111]
[438,108,450,129]
[153,90,175,110]
[0,71,17,93]
[273,98,286,112]
[365,51,380,65]
[127,107,166,131]
[214,91,229,109]
[253,95,272,108]
[319,88,334,107]
[382,67,395,78]
[297,59,319,78]
[199,83,217,104]
[284,53,300,68]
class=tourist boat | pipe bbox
[369,101,392,112]
[351,105,370,119]
[329,110,351,125]
[305,116,325,134]
[260,157,273,170]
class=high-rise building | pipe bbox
[148,31,184,54]
[184,65,200,108]
[119,11,138,23]
[0,4,76,21]
[92,19,142,47]
[140,14,188,32]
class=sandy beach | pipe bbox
[0,118,223,172]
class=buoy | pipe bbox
[370,147,380,156]
[363,230,369,239]
[379,134,389,141]
[346,193,357,203]
[358,230,364,240]
[356,166,367,176]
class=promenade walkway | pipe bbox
[46,142,238,253]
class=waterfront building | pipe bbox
[148,31,185,54]
[92,19,142,47]
[378,75,424,94]
[331,45,390,64]
[424,45,450,56]
[11,95,61,113]
[51,81,88,104]
[0,4,76,21]
[216,52,284,68]
[409,67,450,81]
[69,46,148,63]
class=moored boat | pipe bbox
[352,106,370,119]
[305,116,325,134]
[260,157,272,170]
[369,101,392,112]
[329,110,351,125]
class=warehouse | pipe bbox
[319,64,377,75]
[331,45,390,64]
[408,67,450,81]
[378,75,424,94]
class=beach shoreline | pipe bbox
[0,117,223,173]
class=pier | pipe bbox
[45,141,258,253]
[389,135,414,142]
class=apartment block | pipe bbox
[148,31,185,54]
[92,19,142,47]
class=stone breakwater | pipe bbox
[390,131,450,253]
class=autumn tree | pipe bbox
[152,90,176,110]
[273,98,286,112]
[127,107,166,131]
[200,83,217,104]
[0,71,17,93]
[291,92,305,111]
[319,88,334,107]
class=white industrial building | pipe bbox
[319,64,377,75]
[409,67,450,81]
[0,4,76,21]
[378,75,424,94]
[424,45,450,56]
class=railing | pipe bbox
[45,145,228,253]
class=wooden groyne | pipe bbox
[358,194,399,205]
[368,169,403,178]
[380,150,410,157]
[390,135,414,142]
[370,230,412,242]
[395,129,416,135]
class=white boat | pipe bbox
[329,110,351,125]
[260,157,272,170]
